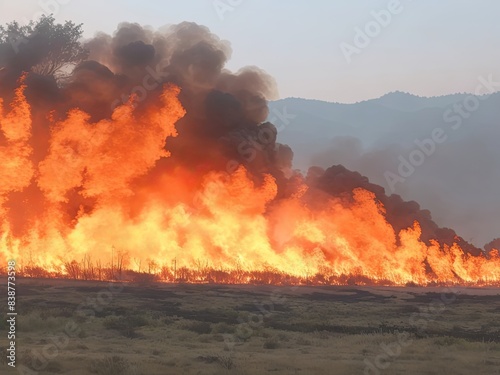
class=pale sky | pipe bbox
[1,0,499,102]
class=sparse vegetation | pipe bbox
[90,356,131,375]
[181,320,212,334]
[197,354,235,369]
[5,278,500,375]
[263,336,280,349]
[212,322,236,334]
[103,314,148,338]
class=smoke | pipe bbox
[81,22,282,177]
[486,238,500,254]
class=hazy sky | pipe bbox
[1,0,499,102]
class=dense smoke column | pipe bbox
[486,239,500,255]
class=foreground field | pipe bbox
[1,278,500,375]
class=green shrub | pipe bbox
[263,337,280,349]
[181,320,212,334]
[212,322,236,334]
[103,315,148,338]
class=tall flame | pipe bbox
[0,81,499,285]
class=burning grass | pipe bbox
[1,80,499,287]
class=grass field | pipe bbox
[1,278,499,375]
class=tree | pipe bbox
[0,15,88,79]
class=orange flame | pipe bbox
[0,82,499,285]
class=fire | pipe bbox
[0,80,499,285]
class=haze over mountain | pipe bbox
[269,91,500,247]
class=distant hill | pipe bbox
[268,91,500,247]
[368,91,471,112]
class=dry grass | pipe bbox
[0,278,499,374]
